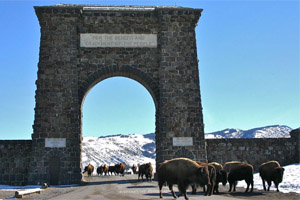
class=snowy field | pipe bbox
[0,164,299,194]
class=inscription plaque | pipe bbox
[173,137,193,146]
[80,34,157,48]
[45,138,66,148]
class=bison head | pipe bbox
[219,169,228,186]
[197,166,211,187]
[275,167,285,183]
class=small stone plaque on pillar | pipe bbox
[45,138,66,148]
[173,137,193,146]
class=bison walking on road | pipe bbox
[224,161,253,193]
[210,162,227,194]
[259,160,285,192]
[115,163,126,176]
[157,158,210,200]
[83,164,94,176]
[192,162,216,196]
[132,164,137,174]
[138,162,153,181]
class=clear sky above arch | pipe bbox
[0,0,299,139]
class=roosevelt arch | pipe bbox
[29,5,206,185]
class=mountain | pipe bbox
[205,125,292,139]
[81,133,155,171]
[82,125,293,171]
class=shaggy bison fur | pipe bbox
[209,162,227,194]
[224,161,253,193]
[138,162,153,181]
[115,163,126,176]
[192,162,216,196]
[83,164,94,176]
[259,160,285,192]
[157,158,210,200]
[132,164,137,174]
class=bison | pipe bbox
[157,158,211,200]
[103,164,109,175]
[138,162,153,181]
[209,162,227,194]
[97,165,104,176]
[224,161,253,193]
[83,164,94,176]
[115,163,126,176]
[132,164,137,174]
[259,160,285,192]
[192,161,216,196]
[108,165,116,175]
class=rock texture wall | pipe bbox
[206,131,299,171]
[0,140,32,185]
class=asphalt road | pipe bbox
[0,175,299,199]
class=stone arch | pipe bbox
[30,5,206,185]
[78,64,159,110]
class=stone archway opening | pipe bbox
[81,76,156,173]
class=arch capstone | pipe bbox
[30,4,206,185]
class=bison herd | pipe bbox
[83,162,153,180]
[157,158,285,199]
[83,159,285,200]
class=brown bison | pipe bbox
[224,161,253,193]
[108,165,116,175]
[209,162,227,194]
[97,165,104,176]
[115,163,126,176]
[138,162,153,181]
[192,161,216,196]
[97,164,109,176]
[259,161,285,192]
[157,158,211,200]
[103,164,109,175]
[83,164,94,176]
[132,164,137,174]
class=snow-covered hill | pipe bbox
[81,125,293,172]
[81,133,155,171]
[205,125,292,139]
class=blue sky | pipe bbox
[0,0,299,139]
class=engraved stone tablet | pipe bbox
[173,137,193,146]
[80,34,157,48]
[45,138,66,148]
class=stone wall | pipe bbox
[0,140,32,185]
[206,131,299,171]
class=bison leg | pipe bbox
[214,184,219,194]
[245,182,250,193]
[168,184,177,199]
[158,181,164,198]
[275,181,280,192]
[233,181,237,192]
[191,184,197,194]
[228,182,233,192]
[208,183,214,196]
[262,179,266,191]
[267,180,272,191]
[178,183,188,200]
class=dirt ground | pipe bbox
[0,175,299,200]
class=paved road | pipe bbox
[1,175,299,199]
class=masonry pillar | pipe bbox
[156,8,206,165]
[29,6,82,185]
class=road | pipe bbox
[0,175,299,199]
